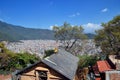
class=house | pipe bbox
[91,55,120,80]
[107,55,120,70]
[12,49,79,80]
[105,70,120,80]
[92,60,112,80]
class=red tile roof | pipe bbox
[96,77,101,80]
[97,60,112,72]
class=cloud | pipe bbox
[49,24,58,30]
[49,23,102,33]
[68,12,80,17]
[82,23,102,33]
[50,26,53,30]
[101,8,108,12]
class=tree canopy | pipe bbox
[53,22,87,55]
[95,15,120,55]
[77,54,99,68]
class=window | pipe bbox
[38,71,47,80]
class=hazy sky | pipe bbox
[0,0,120,33]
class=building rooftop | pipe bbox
[109,55,120,64]
[42,49,79,80]
[14,49,79,80]
[97,60,112,72]
[95,77,101,80]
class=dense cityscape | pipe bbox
[5,40,101,57]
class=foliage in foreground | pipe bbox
[0,42,40,74]
[77,54,99,68]
[95,15,120,55]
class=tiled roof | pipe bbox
[95,77,101,80]
[97,60,112,72]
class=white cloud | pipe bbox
[68,12,80,17]
[50,25,53,30]
[82,23,102,33]
[101,8,108,12]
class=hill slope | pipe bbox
[0,21,54,41]
[0,21,95,41]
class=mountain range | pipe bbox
[0,21,95,41]
[0,21,55,41]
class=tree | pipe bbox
[95,15,120,55]
[0,42,40,73]
[44,49,54,58]
[53,22,87,55]
[77,54,99,68]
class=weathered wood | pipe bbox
[19,62,69,80]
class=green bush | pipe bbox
[0,42,40,74]
[77,54,99,68]
[44,49,54,58]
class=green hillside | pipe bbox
[0,21,54,41]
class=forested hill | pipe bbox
[0,21,95,41]
[85,33,95,39]
[0,21,54,41]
